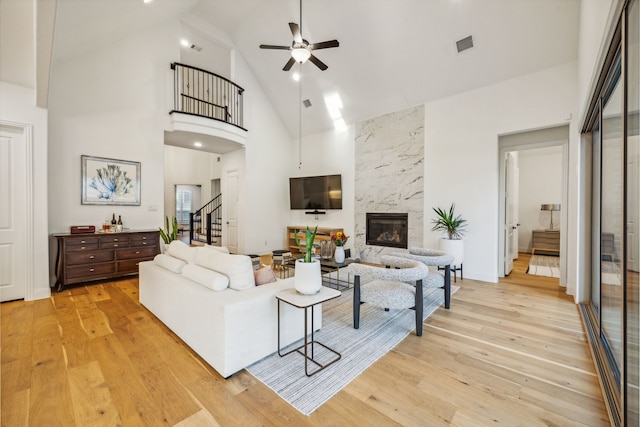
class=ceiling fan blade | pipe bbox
[289,22,303,44]
[308,54,328,71]
[283,57,296,71]
[309,40,339,50]
[259,44,291,50]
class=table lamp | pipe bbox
[541,204,561,231]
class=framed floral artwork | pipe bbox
[81,155,141,205]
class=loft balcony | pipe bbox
[167,62,247,151]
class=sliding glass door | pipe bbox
[601,59,624,383]
[584,1,639,424]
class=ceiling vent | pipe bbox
[303,99,312,108]
[456,35,474,54]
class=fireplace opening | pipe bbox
[366,213,408,249]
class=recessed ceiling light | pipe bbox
[194,142,202,148]
[143,0,153,3]
[180,39,190,47]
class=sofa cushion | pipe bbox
[154,254,187,273]
[254,266,277,285]
[204,244,230,254]
[167,240,197,263]
[182,264,229,291]
[196,251,255,290]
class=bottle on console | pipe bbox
[117,215,123,232]
[111,213,117,231]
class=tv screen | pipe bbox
[289,174,342,210]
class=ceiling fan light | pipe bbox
[291,48,311,63]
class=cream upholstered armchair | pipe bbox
[350,255,429,336]
[390,248,453,309]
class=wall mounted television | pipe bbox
[289,174,342,210]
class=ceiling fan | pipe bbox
[259,0,339,71]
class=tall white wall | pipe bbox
[424,61,578,283]
[517,146,563,252]
[163,145,220,220]
[0,82,49,300]
[288,126,356,251]
[225,53,294,255]
[47,22,182,284]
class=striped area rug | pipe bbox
[246,283,457,416]
[527,254,560,278]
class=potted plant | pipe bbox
[331,231,349,263]
[159,216,179,252]
[294,226,322,294]
[432,204,467,267]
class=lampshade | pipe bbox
[291,47,311,63]
[540,204,561,211]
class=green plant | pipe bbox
[159,216,179,244]
[431,203,467,240]
[294,225,319,263]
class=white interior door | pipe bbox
[504,152,519,275]
[0,124,27,302]
[225,169,238,254]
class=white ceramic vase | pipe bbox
[294,259,322,294]
[440,239,464,267]
[334,246,345,264]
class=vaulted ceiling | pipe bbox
[47,0,581,137]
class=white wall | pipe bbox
[424,61,578,283]
[288,126,356,250]
[163,145,220,220]
[229,53,296,256]
[47,22,182,284]
[578,0,616,123]
[517,146,563,252]
[0,82,49,300]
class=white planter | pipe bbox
[440,239,464,267]
[294,259,322,294]
[334,246,345,263]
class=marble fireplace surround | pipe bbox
[354,105,424,262]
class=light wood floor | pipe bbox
[1,253,610,426]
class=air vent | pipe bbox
[456,35,474,53]
[303,99,312,108]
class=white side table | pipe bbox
[276,287,341,376]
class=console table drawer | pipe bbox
[130,233,157,245]
[66,250,114,266]
[117,246,157,260]
[117,259,152,274]
[66,241,100,252]
[66,263,115,279]
[102,241,129,249]
[100,235,130,244]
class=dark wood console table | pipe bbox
[53,230,160,292]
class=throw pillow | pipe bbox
[167,240,197,263]
[154,254,187,273]
[181,264,229,291]
[196,251,255,290]
[254,266,277,285]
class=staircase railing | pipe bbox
[190,194,222,245]
[170,62,246,131]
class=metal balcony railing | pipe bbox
[171,62,246,131]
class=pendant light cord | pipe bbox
[298,63,302,169]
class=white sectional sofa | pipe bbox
[139,241,321,378]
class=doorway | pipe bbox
[498,125,569,286]
[0,122,30,302]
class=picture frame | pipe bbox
[81,155,141,205]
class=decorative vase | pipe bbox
[440,239,464,267]
[294,259,322,294]
[320,240,333,260]
[334,246,345,264]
